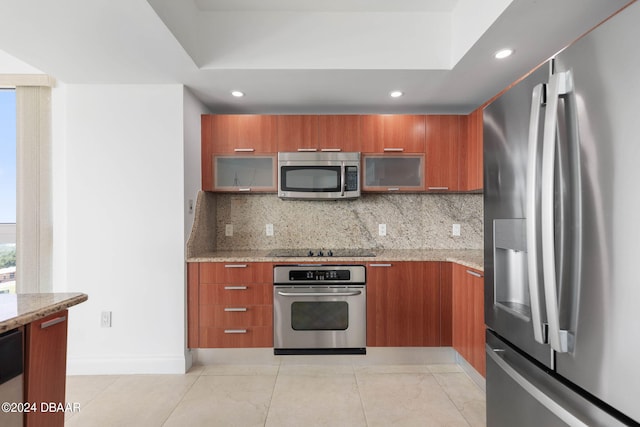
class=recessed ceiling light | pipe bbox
[231,91,245,97]
[494,48,514,59]
[390,91,404,98]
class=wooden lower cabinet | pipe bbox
[25,310,68,427]
[452,263,485,376]
[366,261,441,347]
[189,262,273,348]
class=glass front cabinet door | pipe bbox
[213,155,276,192]
[362,154,425,192]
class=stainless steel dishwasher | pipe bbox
[0,328,24,427]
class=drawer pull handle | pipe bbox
[370,263,392,267]
[224,264,248,268]
[387,187,400,191]
[238,188,251,192]
[466,270,483,278]
[224,286,248,290]
[41,316,66,329]
[428,186,449,190]
[224,329,247,334]
[383,148,404,152]
[224,307,248,312]
[233,148,255,152]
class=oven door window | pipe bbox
[280,166,341,192]
[291,301,348,330]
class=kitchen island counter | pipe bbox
[187,249,483,271]
[0,292,88,332]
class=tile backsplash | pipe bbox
[211,192,483,251]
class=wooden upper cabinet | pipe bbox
[318,115,360,152]
[459,108,483,191]
[425,115,461,191]
[204,115,277,153]
[276,115,319,152]
[360,115,425,153]
[201,115,277,191]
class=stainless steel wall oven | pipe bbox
[273,265,366,355]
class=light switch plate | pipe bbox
[225,224,233,236]
[101,311,112,328]
[266,224,274,236]
[452,224,461,236]
[379,224,387,236]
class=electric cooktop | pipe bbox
[266,249,376,258]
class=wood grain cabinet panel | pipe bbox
[25,310,68,427]
[276,115,319,152]
[459,108,484,191]
[425,115,461,191]
[366,262,441,347]
[318,115,360,151]
[360,115,425,153]
[200,327,273,348]
[452,263,485,376]
[199,262,273,284]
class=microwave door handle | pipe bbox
[340,161,346,197]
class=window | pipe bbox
[0,89,16,294]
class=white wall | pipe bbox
[53,84,188,374]
[183,88,207,241]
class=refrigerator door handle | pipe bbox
[486,344,589,427]
[541,70,573,353]
[526,83,547,345]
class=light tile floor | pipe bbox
[65,363,485,427]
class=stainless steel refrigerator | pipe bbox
[484,2,640,426]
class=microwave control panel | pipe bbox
[345,166,358,191]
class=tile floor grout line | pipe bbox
[353,363,371,427]
[159,371,203,427]
[262,360,282,427]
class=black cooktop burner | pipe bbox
[267,249,376,258]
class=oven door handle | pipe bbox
[277,290,362,297]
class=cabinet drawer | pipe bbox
[199,305,273,328]
[200,283,272,305]
[199,262,273,284]
[199,326,273,348]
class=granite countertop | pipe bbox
[187,249,484,271]
[0,292,88,333]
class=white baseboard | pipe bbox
[455,351,486,391]
[67,355,187,375]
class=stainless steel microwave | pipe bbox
[277,152,360,200]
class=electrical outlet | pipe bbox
[452,224,461,236]
[225,224,233,237]
[266,224,274,236]
[101,311,112,328]
[379,224,387,236]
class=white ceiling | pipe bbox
[0,0,632,114]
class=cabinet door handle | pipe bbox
[233,148,255,152]
[224,286,248,290]
[224,307,248,312]
[224,329,247,334]
[428,186,449,190]
[369,263,392,267]
[238,188,251,192]
[387,187,400,191]
[224,264,248,268]
[41,315,67,329]
[297,148,318,152]
[466,270,483,278]
[383,148,404,152]
[320,148,341,152]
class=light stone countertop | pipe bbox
[0,292,88,332]
[187,249,484,271]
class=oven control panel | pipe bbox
[290,270,351,281]
[274,265,366,284]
